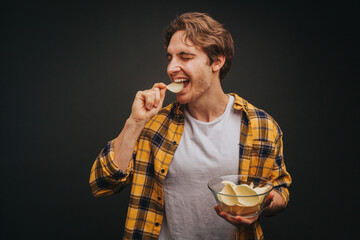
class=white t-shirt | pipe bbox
[159,95,241,240]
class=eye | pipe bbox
[166,53,172,62]
[181,57,191,61]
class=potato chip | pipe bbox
[167,82,184,93]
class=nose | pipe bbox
[167,59,181,75]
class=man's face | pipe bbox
[166,30,218,105]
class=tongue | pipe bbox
[183,80,190,88]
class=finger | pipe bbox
[143,90,156,111]
[265,191,274,206]
[153,88,160,108]
[152,82,167,90]
[214,206,230,221]
[214,206,221,216]
[214,206,241,226]
[134,90,146,107]
[233,215,258,226]
[153,82,167,103]
[159,87,167,101]
[214,206,259,226]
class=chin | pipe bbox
[176,95,191,105]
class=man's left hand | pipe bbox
[214,191,277,226]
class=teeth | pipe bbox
[174,79,187,83]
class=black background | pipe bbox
[1,0,358,239]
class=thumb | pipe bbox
[152,82,167,104]
[265,191,274,206]
[159,87,167,103]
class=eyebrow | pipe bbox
[166,52,196,58]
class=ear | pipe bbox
[211,55,226,72]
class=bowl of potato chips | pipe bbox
[208,175,273,218]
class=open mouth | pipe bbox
[174,78,190,89]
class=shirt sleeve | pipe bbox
[270,134,292,206]
[89,139,135,197]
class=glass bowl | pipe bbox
[208,174,273,218]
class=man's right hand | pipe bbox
[113,82,167,171]
[129,82,167,127]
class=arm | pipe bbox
[89,83,167,197]
[114,83,167,171]
[214,131,292,225]
[269,134,291,207]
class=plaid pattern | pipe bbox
[89,93,291,240]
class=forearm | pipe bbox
[89,140,130,197]
[90,83,166,197]
[114,83,167,171]
[114,118,145,171]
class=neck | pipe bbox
[186,84,229,122]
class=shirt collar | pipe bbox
[228,93,248,114]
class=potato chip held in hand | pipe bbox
[167,82,184,93]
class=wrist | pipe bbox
[113,117,145,171]
[115,118,145,150]
[127,115,147,129]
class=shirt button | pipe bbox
[158,197,161,200]
[172,141,177,145]
[161,169,165,173]
[155,222,160,227]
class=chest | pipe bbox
[166,109,242,181]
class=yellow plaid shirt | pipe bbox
[89,93,291,240]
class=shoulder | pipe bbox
[248,102,282,138]
[231,93,282,141]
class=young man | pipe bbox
[89,12,291,240]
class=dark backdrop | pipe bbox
[1,0,358,239]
